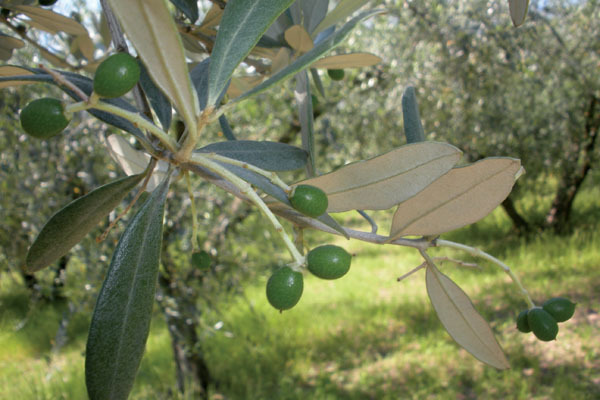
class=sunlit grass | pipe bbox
[1,183,599,399]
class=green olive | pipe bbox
[542,297,576,323]
[20,98,70,139]
[266,267,303,311]
[327,69,345,81]
[39,0,58,6]
[289,184,328,218]
[528,308,559,342]
[307,245,351,280]
[93,53,141,98]
[191,250,211,270]
[516,309,531,333]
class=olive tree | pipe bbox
[0,0,577,399]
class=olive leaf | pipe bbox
[301,0,329,34]
[299,142,462,212]
[312,0,369,36]
[311,53,381,69]
[285,25,314,53]
[295,70,316,176]
[108,0,199,135]
[401,86,425,144]
[426,263,510,370]
[12,5,88,35]
[389,158,522,238]
[169,0,199,23]
[509,0,529,27]
[25,174,145,273]
[207,0,295,106]
[234,9,383,103]
[195,140,307,171]
[85,175,170,400]
[0,65,32,87]
[137,61,172,132]
[0,34,25,61]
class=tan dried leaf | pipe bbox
[426,263,510,369]
[312,53,382,69]
[13,5,87,35]
[300,142,462,212]
[390,158,522,238]
[284,25,314,53]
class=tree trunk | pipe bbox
[545,95,599,233]
[501,195,531,235]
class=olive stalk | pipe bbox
[435,239,536,308]
[189,153,305,267]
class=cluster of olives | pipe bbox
[19,52,140,139]
[516,297,576,341]
[265,185,352,311]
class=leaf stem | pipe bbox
[435,239,535,308]
[65,101,178,153]
[188,153,305,267]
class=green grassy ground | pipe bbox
[1,186,599,399]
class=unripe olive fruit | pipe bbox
[191,250,211,270]
[289,184,328,218]
[542,297,576,323]
[528,308,559,341]
[516,309,531,333]
[307,244,351,280]
[93,53,141,98]
[20,98,70,139]
[39,0,58,6]
[266,267,303,311]
[327,69,345,81]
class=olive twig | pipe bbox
[185,171,200,251]
[435,239,536,308]
[189,153,305,267]
[65,101,178,153]
[39,64,89,101]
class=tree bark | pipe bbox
[501,195,531,235]
[545,95,599,233]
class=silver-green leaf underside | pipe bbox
[426,263,510,370]
[85,175,170,400]
[508,0,529,27]
[299,142,462,212]
[402,86,425,144]
[389,158,522,238]
[207,0,295,106]
[108,0,199,134]
[312,0,369,36]
[25,174,144,273]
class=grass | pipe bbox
[1,184,599,399]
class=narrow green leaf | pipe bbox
[302,0,329,34]
[196,140,307,171]
[402,86,425,144]
[299,142,462,212]
[310,68,325,97]
[169,0,199,23]
[234,9,383,103]
[85,176,170,400]
[426,263,510,370]
[218,115,237,141]
[509,0,529,27]
[295,70,316,176]
[389,158,522,239]
[108,0,199,135]
[207,0,295,106]
[312,0,369,36]
[138,60,172,132]
[216,162,290,204]
[25,174,144,273]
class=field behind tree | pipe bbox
[1,183,599,400]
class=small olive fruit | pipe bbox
[191,250,211,270]
[307,244,351,280]
[528,308,559,341]
[289,184,328,218]
[327,69,345,81]
[39,0,58,6]
[20,98,70,139]
[93,53,141,98]
[542,297,576,323]
[516,309,531,333]
[266,267,303,311]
